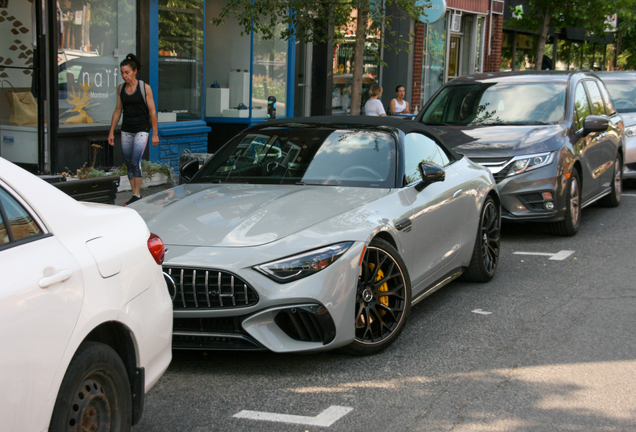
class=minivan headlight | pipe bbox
[255,242,354,283]
[507,152,554,177]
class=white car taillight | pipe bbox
[147,233,165,265]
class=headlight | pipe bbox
[255,242,354,283]
[625,125,636,138]
[507,152,554,177]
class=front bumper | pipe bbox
[162,241,365,353]
[495,163,564,223]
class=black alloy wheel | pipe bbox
[550,170,581,236]
[344,238,411,356]
[600,153,622,207]
[49,342,132,432]
[463,196,500,282]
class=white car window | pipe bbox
[404,133,450,184]
[0,187,42,245]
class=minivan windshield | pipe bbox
[602,80,636,113]
[191,127,397,189]
[420,82,566,126]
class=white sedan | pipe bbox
[0,157,172,431]
[134,117,501,356]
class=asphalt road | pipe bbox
[133,184,636,432]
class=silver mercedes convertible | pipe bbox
[132,116,501,355]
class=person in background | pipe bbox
[108,53,159,206]
[364,84,386,116]
[390,85,411,115]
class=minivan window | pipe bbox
[420,82,566,126]
[574,83,591,131]
[584,81,605,116]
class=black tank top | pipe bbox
[120,81,150,134]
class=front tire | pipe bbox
[463,196,500,282]
[49,342,132,432]
[343,238,411,356]
[550,170,581,236]
[599,153,622,207]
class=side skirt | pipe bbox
[411,268,464,306]
[581,187,611,209]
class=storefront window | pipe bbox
[57,0,136,128]
[421,14,447,106]
[332,39,380,115]
[1,0,40,170]
[158,0,204,121]
[252,29,288,118]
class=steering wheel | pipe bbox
[341,165,383,180]
[613,99,636,110]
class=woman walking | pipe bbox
[390,85,410,115]
[364,84,387,116]
[108,53,159,206]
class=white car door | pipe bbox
[0,185,84,432]
[400,132,471,289]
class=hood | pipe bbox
[618,111,636,126]
[133,183,389,247]
[428,125,566,158]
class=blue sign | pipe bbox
[417,0,447,24]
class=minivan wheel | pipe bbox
[599,154,622,207]
[550,170,581,236]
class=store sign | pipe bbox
[605,14,617,32]
[417,0,446,24]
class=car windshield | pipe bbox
[420,82,566,126]
[192,127,397,188]
[602,80,636,113]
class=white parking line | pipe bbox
[623,193,636,197]
[513,250,575,261]
[234,405,353,427]
[472,309,492,315]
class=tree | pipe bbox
[211,0,429,115]
[510,0,627,70]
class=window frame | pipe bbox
[0,184,49,252]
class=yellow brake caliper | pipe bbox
[368,263,389,315]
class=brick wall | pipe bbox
[412,21,426,110]
[485,14,503,72]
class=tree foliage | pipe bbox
[211,0,430,115]
[508,0,628,70]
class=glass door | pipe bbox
[447,36,461,80]
[0,0,43,172]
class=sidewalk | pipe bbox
[114,182,174,206]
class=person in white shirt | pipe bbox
[390,85,411,115]
[364,84,386,116]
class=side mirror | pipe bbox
[179,159,200,185]
[415,162,445,191]
[583,115,609,135]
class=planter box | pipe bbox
[41,175,120,205]
[117,173,169,192]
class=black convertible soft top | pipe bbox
[246,115,461,161]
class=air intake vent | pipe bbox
[274,305,336,345]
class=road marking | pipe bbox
[233,405,353,427]
[623,193,636,197]
[472,309,492,315]
[513,250,575,261]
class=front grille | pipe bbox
[469,157,512,184]
[164,267,259,309]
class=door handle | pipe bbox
[39,269,72,288]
